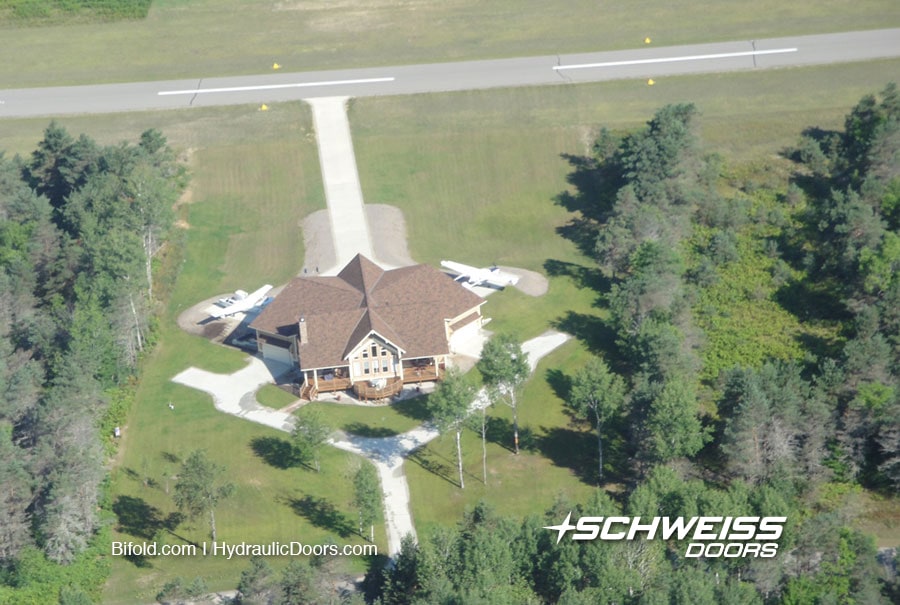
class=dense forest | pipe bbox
[364,86,900,604]
[0,124,183,603]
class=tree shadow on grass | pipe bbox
[535,426,601,486]
[774,278,850,325]
[250,436,296,470]
[551,311,619,364]
[342,422,400,438]
[483,416,516,454]
[544,259,611,296]
[284,495,354,538]
[391,396,431,423]
[111,495,186,568]
[406,446,458,488]
[545,368,572,402]
[482,416,539,454]
[553,152,620,257]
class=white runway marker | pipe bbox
[158,76,395,96]
[554,47,798,71]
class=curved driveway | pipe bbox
[2,28,899,118]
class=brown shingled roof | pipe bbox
[250,254,484,370]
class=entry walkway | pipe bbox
[307,96,375,272]
[172,358,295,432]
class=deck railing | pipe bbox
[353,377,404,401]
[401,364,442,384]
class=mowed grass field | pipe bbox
[406,340,605,538]
[351,60,900,271]
[1,0,899,87]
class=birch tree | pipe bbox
[427,368,475,489]
[174,450,234,543]
[478,334,529,454]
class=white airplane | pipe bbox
[207,284,273,319]
[440,260,519,290]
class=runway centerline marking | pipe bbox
[158,76,395,96]
[554,47,798,71]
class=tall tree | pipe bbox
[353,461,380,542]
[0,422,32,562]
[427,368,475,489]
[478,334,529,454]
[639,376,707,465]
[567,357,626,483]
[291,407,332,473]
[173,450,235,543]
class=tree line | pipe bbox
[0,123,183,602]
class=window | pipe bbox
[363,361,370,374]
[381,349,388,356]
[362,350,368,358]
[382,359,389,372]
[371,345,378,357]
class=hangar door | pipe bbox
[261,340,293,365]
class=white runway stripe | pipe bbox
[158,76,395,96]
[554,47,798,71]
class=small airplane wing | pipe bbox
[207,284,273,319]
[485,266,519,286]
[441,260,518,288]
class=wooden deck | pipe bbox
[312,377,352,393]
[353,377,403,401]
[296,364,444,401]
[401,363,442,384]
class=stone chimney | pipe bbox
[298,317,308,343]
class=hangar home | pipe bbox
[250,254,485,400]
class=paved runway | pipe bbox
[2,28,899,118]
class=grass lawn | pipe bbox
[1,1,898,87]
[106,366,383,603]
[406,340,606,537]
[256,384,298,409]
[307,397,430,438]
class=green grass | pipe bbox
[307,397,430,438]
[350,62,900,531]
[167,103,324,311]
[106,370,382,603]
[256,384,297,409]
[407,341,604,537]
[0,0,151,24]
[1,0,898,87]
